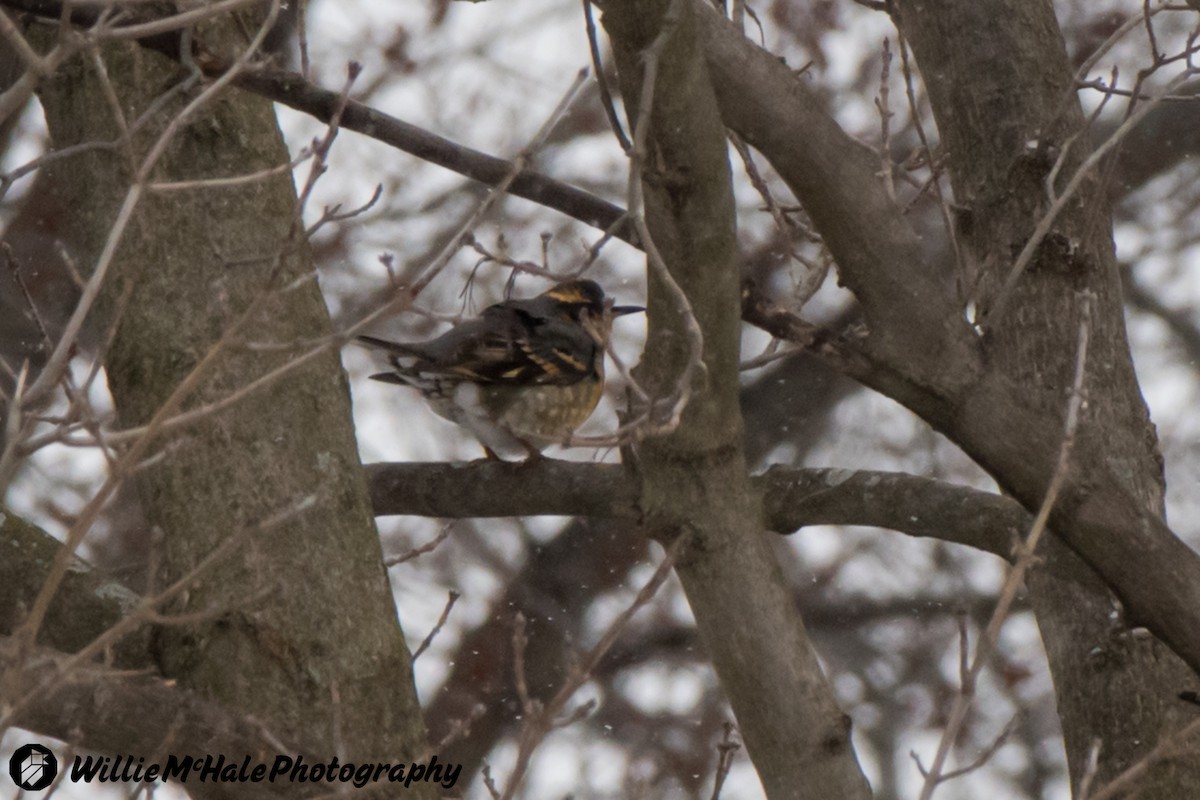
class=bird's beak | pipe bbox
[611,304,644,317]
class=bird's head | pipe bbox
[541,280,643,331]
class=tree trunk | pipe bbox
[31,13,431,795]
[603,2,873,797]
[896,0,1200,792]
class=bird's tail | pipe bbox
[356,335,420,356]
[356,335,426,385]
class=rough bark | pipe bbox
[25,13,431,797]
[602,2,872,797]
[895,0,1200,791]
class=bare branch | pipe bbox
[583,0,631,154]
[412,591,460,662]
[708,722,742,800]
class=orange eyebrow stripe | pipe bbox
[547,289,587,303]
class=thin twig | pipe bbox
[608,0,705,445]
[1084,715,1200,800]
[0,361,31,493]
[428,703,487,756]
[2,243,52,351]
[149,148,313,192]
[0,33,76,134]
[583,0,631,153]
[385,523,454,566]
[896,32,966,306]
[292,61,360,234]
[512,612,533,715]
[876,37,895,201]
[709,722,741,800]
[304,184,383,238]
[481,764,501,800]
[1073,11,1148,86]
[0,6,50,75]
[1076,738,1102,799]
[498,540,681,800]
[412,591,460,661]
[297,0,310,79]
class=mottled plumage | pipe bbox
[358,280,641,458]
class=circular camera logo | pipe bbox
[9,743,58,791]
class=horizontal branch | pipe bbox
[367,460,1024,559]
[365,460,637,519]
[756,465,1023,558]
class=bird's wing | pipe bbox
[500,314,598,386]
[435,308,597,386]
[357,308,597,387]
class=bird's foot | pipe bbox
[518,441,545,465]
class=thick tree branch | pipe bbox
[367,460,1025,557]
[893,1,1200,790]
[365,461,635,520]
[0,508,150,667]
[605,1,871,793]
[692,1,979,392]
[3,462,1027,622]
[756,465,1024,558]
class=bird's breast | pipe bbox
[481,375,605,447]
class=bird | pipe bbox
[357,279,643,460]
